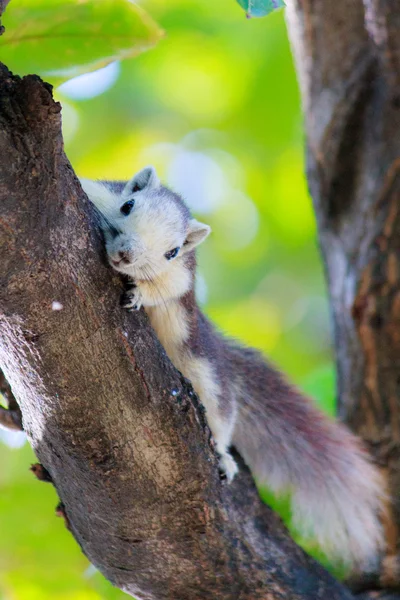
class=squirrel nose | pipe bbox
[118,249,131,263]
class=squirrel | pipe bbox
[80,166,385,570]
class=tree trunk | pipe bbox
[1,0,399,596]
[286,0,400,593]
[0,64,354,599]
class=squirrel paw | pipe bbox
[218,452,238,483]
[120,285,143,311]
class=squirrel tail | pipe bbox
[232,357,385,570]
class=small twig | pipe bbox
[56,502,71,530]
[30,463,53,483]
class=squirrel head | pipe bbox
[80,166,211,282]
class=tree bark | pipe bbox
[286,0,400,593]
[0,64,355,600]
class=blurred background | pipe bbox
[0,0,336,597]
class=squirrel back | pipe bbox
[80,166,385,571]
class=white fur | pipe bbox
[291,461,384,568]
[235,394,385,568]
[80,179,120,223]
[176,352,238,482]
[82,167,385,568]
[80,170,210,283]
[146,300,190,361]
[81,169,234,478]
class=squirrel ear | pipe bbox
[182,219,211,253]
[123,166,160,196]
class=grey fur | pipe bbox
[80,167,385,571]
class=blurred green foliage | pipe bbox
[0,0,337,597]
[1,0,163,85]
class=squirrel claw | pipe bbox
[218,468,227,481]
[218,452,238,483]
[120,288,142,311]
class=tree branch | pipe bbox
[0,64,354,599]
[286,0,400,592]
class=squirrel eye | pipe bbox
[120,199,135,216]
[165,247,180,260]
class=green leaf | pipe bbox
[0,0,164,86]
[236,0,285,18]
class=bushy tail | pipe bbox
[231,354,385,570]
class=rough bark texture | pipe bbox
[286,0,400,594]
[1,0,400,597]
[0,65,355,600]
